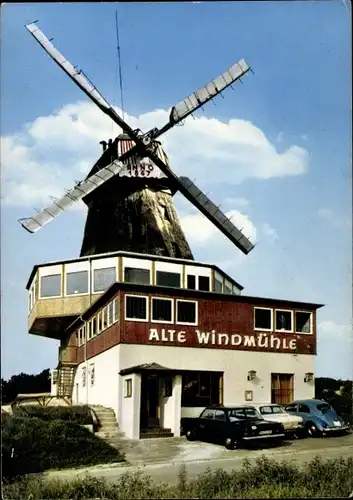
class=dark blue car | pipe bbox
[285,399,350,437]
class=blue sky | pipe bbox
[1,1,352,380]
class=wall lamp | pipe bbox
[247,370,257,381]
[304,372,314,383]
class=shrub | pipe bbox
[13,404,94,425]
[2,456,353,499]
[1,414,124,478]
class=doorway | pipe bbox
[140,374,160,430]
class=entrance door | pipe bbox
[140,374,160,430]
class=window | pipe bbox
[125,295,148,320]
[214,409,226,421]
[187,275,196,290]
[254,307,273,331]
[107,301,114,326]
[295,311,312,334]
[91,317,97,337]
[97,312,102,334]
[163,376,173,397]
[176,300,197,325]
[90,364,95,386]
[228,409,245,421]
[156,270,180,288]
[198,276,210,292]
[87,321,92,341]
[113,298,119,322]
[285,404,297,413]
[298,404,311,414]
[272,405,285,414]
[66,271,88,295]
[79,326,86,346]
[244,407,261,419]
[93,267,116,292]
[101,307,108,330]
[214,277,223,293]
[260,406,273,415]
[152,298,173,323]
[124,267,150,285]
[124,378,132,398]
[275,310,293,332]
[82,367,86,387]
[271,373,294,405]
[200,408,215,420]
[224,282,232,295]
[182,371,223,407]
[40,274,61,298]
[52,370,58,385]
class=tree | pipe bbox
[1,369,51,404]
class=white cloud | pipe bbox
[318,321,352,342]
[317,208,350,228]
[261,222,279,242]
[180,209,257,246]
[1,100,309,211]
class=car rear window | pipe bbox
[272,406,285,414]
[317,403,332,413]
[260,406,273,415]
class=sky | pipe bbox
[1,1,352,381]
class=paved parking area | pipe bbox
[116,431,353,466]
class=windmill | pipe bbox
[19,22,255,260]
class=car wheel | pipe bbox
[306,422,321,438]
[186,429,196,441]
[224,437,237,450]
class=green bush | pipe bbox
[13,404,94,425]
[1,414,124,478]
[2,456,353,499]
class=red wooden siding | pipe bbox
[69,289,317,363]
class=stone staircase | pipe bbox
[140,427,174,439]
[89,405,125,440]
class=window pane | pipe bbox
[102,308,108,330]
[255,308,272,329]
[272,405,285,414]
[199,276,210,291]
[152,298,172,322]
[295,312,311,333]
[92,317,97,337]
[113,298,119,322]
[108,302,114,325]
[214,278,222,293]
[156,271,180,288]
[214,409,226,421]
[260,406,273,415]
[200,408,214,420]
[93,267,116,292]
[187,275,196,290]
[66,271,88,295]
[276,310,292,331]
[177,301,196,324]
[126,296,147,320]
[124,267,150,285]
[40,274,61,298]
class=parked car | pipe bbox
[251,403,305,438]
[181,405,285,449]
[284,399,350,437]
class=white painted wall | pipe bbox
[119,373,141,439]
[119,344,315,409]
[73,346,120,417]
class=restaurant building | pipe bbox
[26,250,322,439]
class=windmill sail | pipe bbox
[18,159,125,233]
[177,177,254,254]
[155,59,251,137]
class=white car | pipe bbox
[250,403,304,437]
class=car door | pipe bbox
[198,408,215,441]
[296,404,312,423]
[211,409,228,443]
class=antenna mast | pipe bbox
[115,10,125,121]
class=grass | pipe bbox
[3,455,353,499]
[12,404,94,425]
[2,413,124,478]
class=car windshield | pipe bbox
[228,407,262,422]
[317,403,333,414]
[272,405,286,414]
